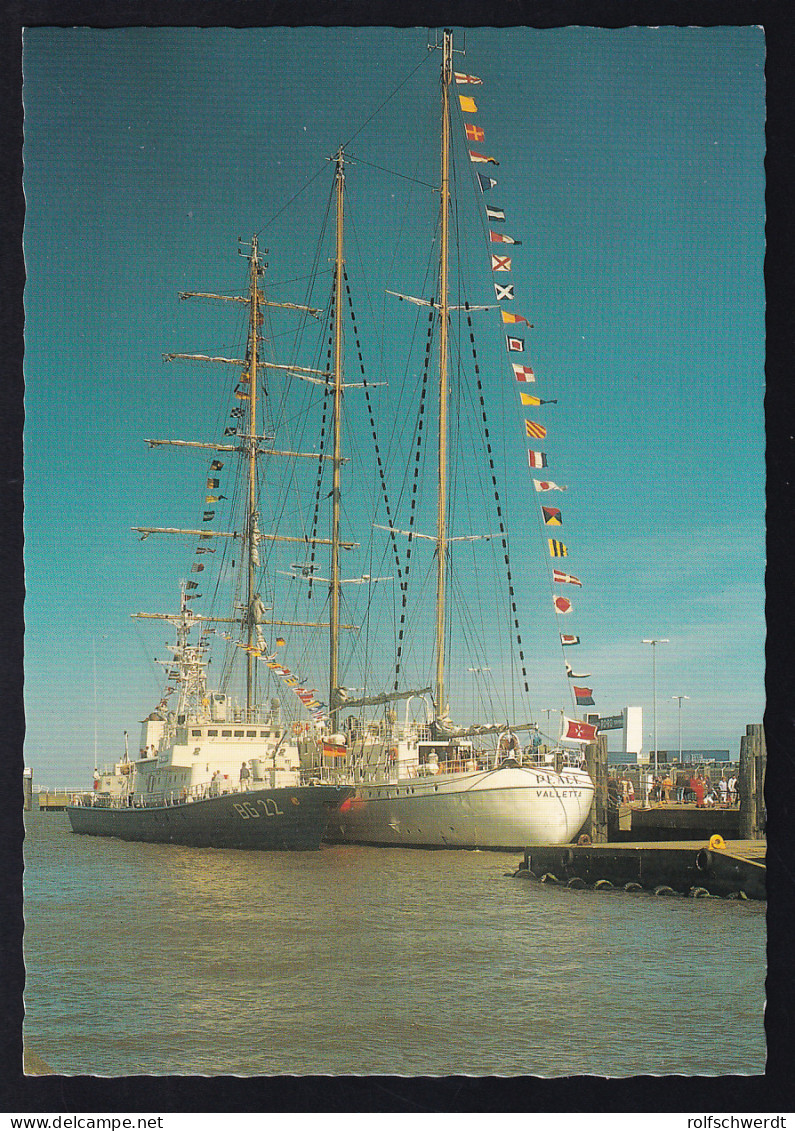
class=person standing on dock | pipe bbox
[690,773,705,807]
[719,774,728,806]
[728,772,737,805]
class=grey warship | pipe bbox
[67,236,352,849]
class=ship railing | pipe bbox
[435,759,481,775]
[299,765,348,786]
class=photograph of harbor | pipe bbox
[20,23,765,1081]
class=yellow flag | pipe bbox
[520,392,542,406]
[459,95,478,113]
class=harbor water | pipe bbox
[23,810,765,1077]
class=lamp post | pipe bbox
[671,695,690,765]
[642,639,669,785]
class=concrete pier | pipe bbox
[515,838,766,900]
[37,789,73,811]
[613,802,741,841]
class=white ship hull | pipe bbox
[325,763,594,849]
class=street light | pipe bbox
[671,695,690,765]
[642,639,669,784]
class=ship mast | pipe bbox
[245,237,261,719]
[435,29,453,720]
[329,147,345,734]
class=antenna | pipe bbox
[427,27,466,55]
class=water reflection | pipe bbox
[23,812,765,1076]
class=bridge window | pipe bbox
[207,730,218,737]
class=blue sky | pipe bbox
[22,26,765,784]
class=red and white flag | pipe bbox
[553,568,582,587]
[455,71,483,84]
[561,716,598,743]
[506,337,524,352]
[512,363,535,382]
[527,450,548,469]
[553,595,573,614]
[533,479,566,491]
[489,230,521,244]
[491,254,512,272]
[464,123,485,142]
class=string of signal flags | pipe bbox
[457,69,597,738]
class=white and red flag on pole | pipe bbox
[553,595,573,614]
[561,716,598,743]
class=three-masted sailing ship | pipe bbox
[69,28,595,852]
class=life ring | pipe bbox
[577,833,591,846]
[291,723,302,735]
[708,834,726,850]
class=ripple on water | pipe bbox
[23,813,766,1076]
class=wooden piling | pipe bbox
[23,768,33,811]
[739,723,766,840]
[583,732,609,843]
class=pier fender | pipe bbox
[695,848,713,873]
[726,890,748,901]
[653,885,677,897]
[514,868,537,881]
[688,886,711,898]
[594,879,613,890]
[567,876,586,889]
[624,882,643,893]
[540,873,560,885]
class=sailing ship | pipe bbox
[323,31,594,849]
[69,28,595,852]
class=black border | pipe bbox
[2,0,792,1114]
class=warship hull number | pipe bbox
[233,798,285,819]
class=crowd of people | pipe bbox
[607,768,740,809]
